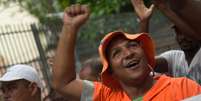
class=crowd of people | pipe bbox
[0,0,201,101]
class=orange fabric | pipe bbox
[96,32,201,101]
[92,75,201,101]
[99,32,155,88]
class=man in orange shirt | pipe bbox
[52,3,201,101]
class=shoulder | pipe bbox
[169,77,201,94]
[196,47,201,55]
[159,50,184,59]
[155,75,200,89]
[93,81,121,96]
[92,82,129,101]
[151,75,201,100]
[160,50,184,56]
[81,80,113,101]
[170,77,197,84]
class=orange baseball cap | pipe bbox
[98,31,156,88]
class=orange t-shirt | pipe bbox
[84,75,201,101]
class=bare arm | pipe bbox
[52,4,90,100]
[153,0,201,40]
[131,0,154,33]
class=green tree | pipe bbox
[0,0,152,43]
[1,0,150,21]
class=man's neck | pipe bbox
[119,75,155,99]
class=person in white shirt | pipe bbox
[152,0,201,84]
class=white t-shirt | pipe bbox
[159,48,201,84]
[183,94,201,101]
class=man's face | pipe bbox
[107,36,150,86]
[1,80,32,101]
[174,27,201,51]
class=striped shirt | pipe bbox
[159,48,201,84]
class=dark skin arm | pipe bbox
[153,0,201,40]
[52,4,90,100]
[169,0,201,38]
[131,0,154,33]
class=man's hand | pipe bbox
[131,0,154,22]
[63,4,90,30]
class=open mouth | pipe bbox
[125,59,140,69]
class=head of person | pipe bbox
[46,48,56,68]
[0,64,42,101]
[79,57,102,81]
[167,1,201,52]
[99,31,155,88]
[173,26,201,51]
[47,56,54,68]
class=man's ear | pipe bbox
[28,83,38,96]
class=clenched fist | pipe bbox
[63,4,90,30]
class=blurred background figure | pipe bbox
[152,0,201,84]
[0,64,42,101]
[79,57,102,81]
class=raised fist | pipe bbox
[63,4,90,29]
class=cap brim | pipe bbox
[0,72,23,82]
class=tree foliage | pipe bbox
[1,0,152,23]
[1,0,153,21]
[1,0,152,44]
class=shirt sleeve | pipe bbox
[81,80,94,101]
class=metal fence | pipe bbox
[0,23,62,99]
